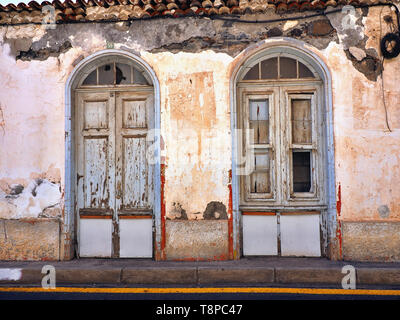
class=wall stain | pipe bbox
[203,201,227,220]
[0,104,5,137]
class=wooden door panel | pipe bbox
[76,91,115,213]
[116,92,154,214]
[83,137,110,208]
[76,89,154,258]
[122,135,149,208]
[84,100,108,129]
[122,99,147,129]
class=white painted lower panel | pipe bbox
[79,218,112,257]
[280,214,321,257]
[119,219,153,258]
[243,215,277,256]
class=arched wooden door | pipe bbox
[74,60,155,258]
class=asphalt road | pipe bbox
[1,288,399,318]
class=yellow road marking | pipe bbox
[0,287,399,296]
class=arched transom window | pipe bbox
[82,62,150,86]
[242,56,317,81]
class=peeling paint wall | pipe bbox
[0,6,400,261]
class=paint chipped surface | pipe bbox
[0,179,61,219]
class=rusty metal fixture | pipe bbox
[380,33,400,59]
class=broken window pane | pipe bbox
[299,61,315,78]
[243,63,259,80]
[82,69,97,85]
[291,99,312,144]
[116,63,131,84]
[249,99,269,144]
[133,68,149,85]
[98,64,114,85]
[261,58,278,79]
[280,57,297,79]
[292,151,311,192]
[250,152,270,193]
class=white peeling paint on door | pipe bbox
[115,91,154,214]
[116,92,154,258]
[77,91,115,212]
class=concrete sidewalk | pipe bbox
[1,257,400,287]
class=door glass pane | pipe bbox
[243,63,259,80]
[82,69,97,85]
[249,99,269,144]
[133,68,149,85]
[299,61,315,78]
[291,99,312,144]
[98,64,114,85]
[280,57,297,78]
[292,151,311,192]
[116,63,131,84]
[250,152,271,193]
[261,58,278,79]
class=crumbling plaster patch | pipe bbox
[327,7,388,81]
[327,7,367,50]
[1,11,339,62]
[0,179,61,219]
[2,8,387,82]
[1,8,386,82]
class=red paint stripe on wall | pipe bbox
[336,183,342,259]
[336,183,341,217]
[228,169,234,259]
[160,163,166,260]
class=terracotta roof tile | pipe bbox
[0,0,391,24]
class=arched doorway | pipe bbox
[231,40,335,258]
[65,50,161,258]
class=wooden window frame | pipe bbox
[242,92,277,202]
[237,81,325,210]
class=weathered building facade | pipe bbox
[0,0,399,262]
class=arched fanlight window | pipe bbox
[242,56,316,80]
[82,62,149,86]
